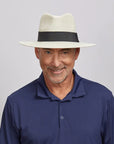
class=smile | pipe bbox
[49,68,65,74]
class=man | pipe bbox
[0,13,114,144]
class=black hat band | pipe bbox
[38,32,79,42]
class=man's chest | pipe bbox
[17,98,103,144]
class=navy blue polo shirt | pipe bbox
[0,70,114,144]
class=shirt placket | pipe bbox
[58,101,65,128]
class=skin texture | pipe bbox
[35,47,80,99]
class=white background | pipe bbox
[0,0,114,123]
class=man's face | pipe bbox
[35,48,80,84]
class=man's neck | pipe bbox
[44,73,74,100]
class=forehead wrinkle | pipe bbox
[42,48,73,51]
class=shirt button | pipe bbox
[60,115,64,120]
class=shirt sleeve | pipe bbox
[0,97,20,144]
[102,92,114,144]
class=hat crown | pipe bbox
[19,12,96,48]
[39,13,76,32]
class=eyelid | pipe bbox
[44,48,52,51]
[44,50,52,54]
[61,50,70,53]
[44,49,52,52]
[61,49,71,52]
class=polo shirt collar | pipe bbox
[36,69,86,101]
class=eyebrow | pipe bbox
[61,49,71,51]
[43,48,52,51]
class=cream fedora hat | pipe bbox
[19,13,96,48]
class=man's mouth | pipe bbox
[48,67,65,74]
[51,69,64,74]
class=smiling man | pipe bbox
[0,13,114,144]
[35,48,80,100]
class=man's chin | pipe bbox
[50,76,68,84]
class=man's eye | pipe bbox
[45,51,51,54]
[63,51,68,54]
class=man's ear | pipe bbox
[75,48,80,60]
[34,47,40,59]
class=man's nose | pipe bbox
[51,54,61,67]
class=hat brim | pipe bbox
[19,41,96,48]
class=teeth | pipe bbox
[53,70,61,72]
[48,67,64,73]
